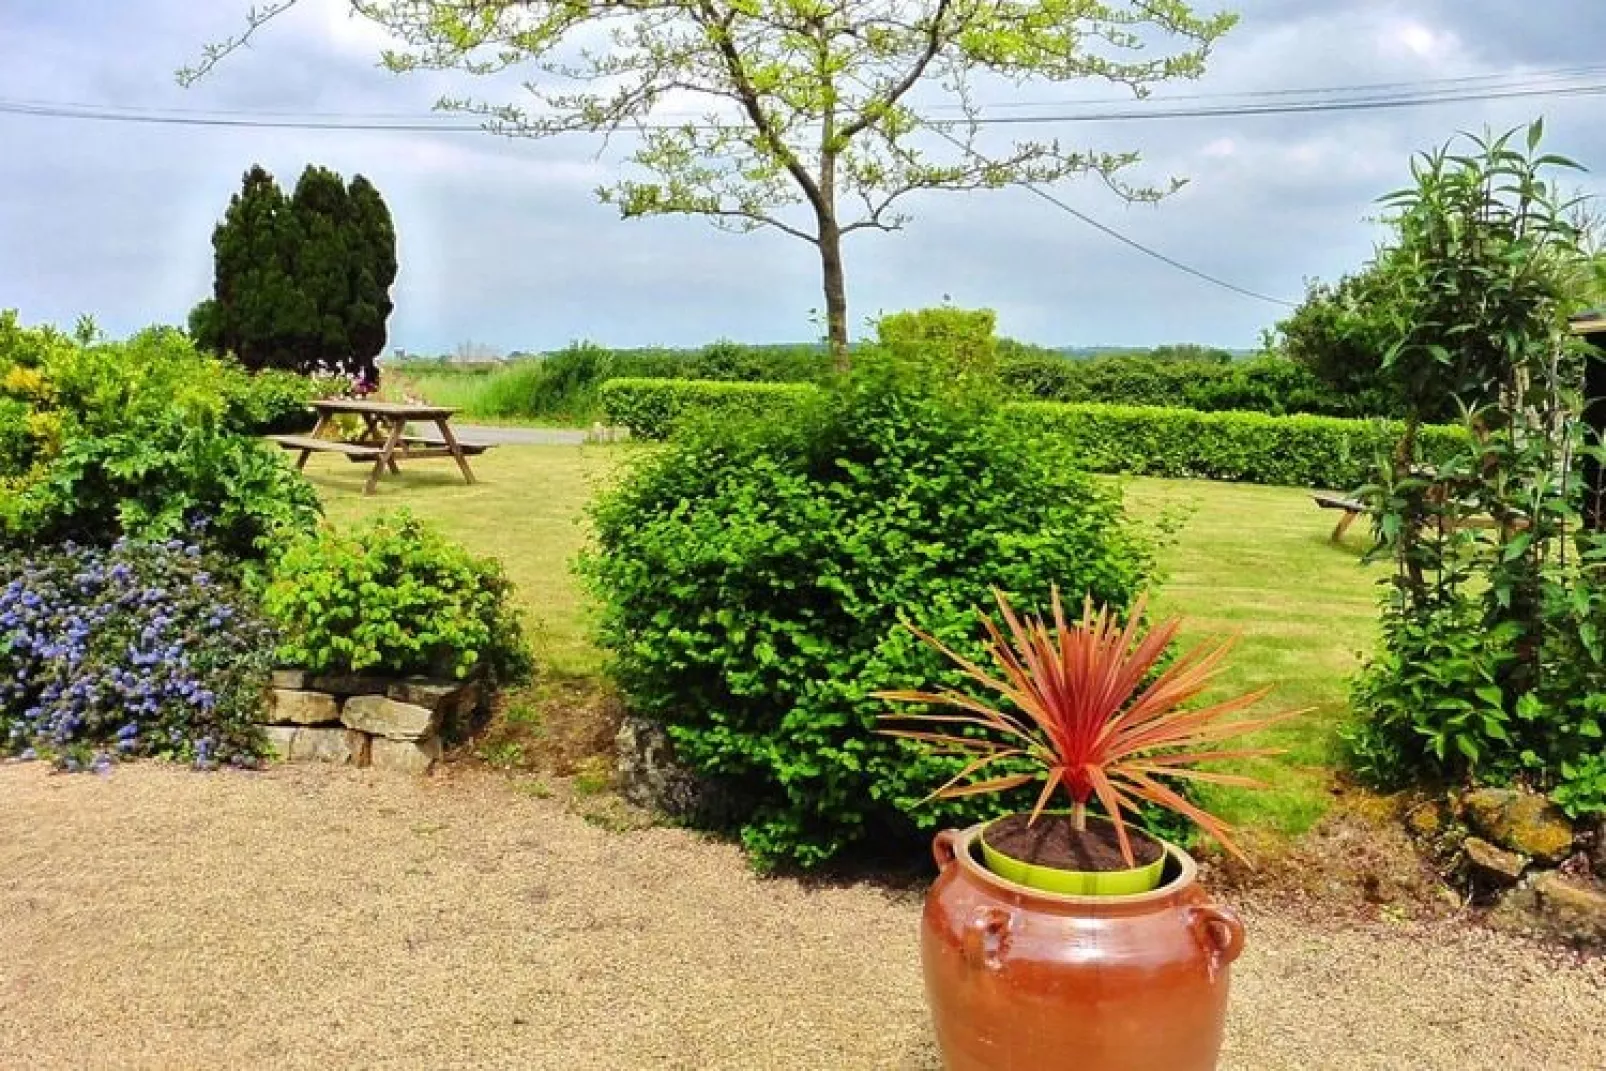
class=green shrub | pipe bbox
[1345,603,1521,784]
[219,367,319,434]
[601,377,1467,489]
[398,341,833,424]
[1347,597,1606,821]
[875,307,998,383]
[582,368,1157,868]
[600,378,819,440]
[263,510,532,682]
[0,315,321,558]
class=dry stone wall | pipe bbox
[258,669,482,775]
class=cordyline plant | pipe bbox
[877,589,1296,864]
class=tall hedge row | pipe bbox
[600,378,1466,489]
[1011,402,1466,488]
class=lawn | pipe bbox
[299,446,1383,840]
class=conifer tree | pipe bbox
[192,164,397,380]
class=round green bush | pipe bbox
[262,511,532,683]
[582,367,1158,868]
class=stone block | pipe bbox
[259,726,299,761]
[1531,871,1606,946]
[1464,836,1527,886]
[308,672,394,697]
[615,716,745,826]
[1462,788,1576,864]
[342,695,438,741]
[289,727,365,765]
[386,677,465,713]
[270,669,307,690]
[370,734,442,775]
[268,689,341,726]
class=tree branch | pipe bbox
[693,0,827,219]
[836,0,949,144]
[176,1,301,86]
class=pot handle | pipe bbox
[1190,904,1246,980]
[932,828,965,872]
[962,905,1013,972]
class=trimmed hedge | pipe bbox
[600,378,819,440]
[1011,402,1467,489]
[601,378,1467,489]
[998,353,1361,417]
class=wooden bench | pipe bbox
[1312,492,1367,542]
[269,434,383,460]
[401,435,490,456]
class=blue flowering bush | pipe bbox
[0,536,275,770]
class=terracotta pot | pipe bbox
[922,824,1245,1071]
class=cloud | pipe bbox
[1,0,1603,351]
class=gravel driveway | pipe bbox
[1,762,1599,1070]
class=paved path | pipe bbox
[0,761,1600,1070]
[411,423,589,446]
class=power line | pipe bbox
[917,117,1297,308]
[966,63,1606,110]
[2,68,1580,311]
[6,63,1605,121]
[3,73,1606,132]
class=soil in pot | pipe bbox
[982,813,1166,895]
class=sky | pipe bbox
[2,0,1605,353]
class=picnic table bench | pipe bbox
[270,399,489,495]
[1312,491,1367,542]
[1312,490,1530,543]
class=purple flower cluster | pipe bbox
[1,538,275,770]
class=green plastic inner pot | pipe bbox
[979,813,1168,896]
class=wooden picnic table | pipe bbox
[270,399,488,495]
[1312,489,1529,543]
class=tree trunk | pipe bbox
[1393,414,1428,603]
[819,219,850,372]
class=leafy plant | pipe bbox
[1,537,275,769]
[878,590,1289,863]
[262,511,532,682]
[875,307,1000,385]
[1345,602,1521,783]
[582,365,1158,868]
[0,316,322,559]
[1554,752,1606,820]
[218,366,320,434]
[1348,123,1606,821]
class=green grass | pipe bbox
[299,446,1382,842]
[1122,479,1380,839]
[377,368,589,428]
